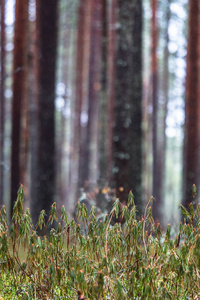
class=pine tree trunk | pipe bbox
[56,1,73,212]
[32,0,58,224]
[112,0,143,210]
[160,0,170,223]
[29,4,39,212]
[99,0,108,187]
[106,0,117,183]
[69,0,87,210]
[78,0,93,189]
[0,0,6,206]
[84,0,102,190]
[151,0,161,220]
[183,0,200,208]
[10,0,28,216]
[88,0,103,188]
[20,9,30,201]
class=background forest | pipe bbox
[0,0,198,228]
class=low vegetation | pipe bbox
[0,185,200,299]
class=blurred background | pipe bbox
[0,0,199,227]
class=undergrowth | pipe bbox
[0,185,200,299]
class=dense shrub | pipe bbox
[0,185,200,299]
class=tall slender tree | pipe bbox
[151,0,161,220]
[69,0,88,211]
[157,0,170,222]
[78,0,93,190]
[0,0,6,206]
[56,0,76,213]
[10,0,28,216]
[106,0,117,183]
[88,0,103,187]
[20,3,30,200]
[32,0,58,223]
[99,0,108,187]
[83,0,103,189]
[183,0,200,208]
[68,0,92,203]
[162,0,170,165]
[29,1,39,211]
[112,0,143,210]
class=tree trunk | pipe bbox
[98,0,108,188]
[151,0,160,220]
[29,3,39,212]
[112,0,143,210]
[183,0,200,208]
[69,0,87,211]
[162,0,170,167]
[87,0,103,188]
[0,0,6,206]
[78,0,93,189]
[106,0,117,184]
[84,0,103,190]
[20,6,30,201]
[56,1,73,213]
[160,0,170,224]
[10,0,28,216]
[32,0,58,224]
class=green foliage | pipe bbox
[0,187,200,299]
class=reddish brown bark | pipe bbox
[29,3,39,210]
[78,0,93,189]
[10,0,28,216]
[0,0,6,206]
[77,0,103,192]
[183,0,200,208]
[86,0,103,188]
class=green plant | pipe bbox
[0,185,200,299]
